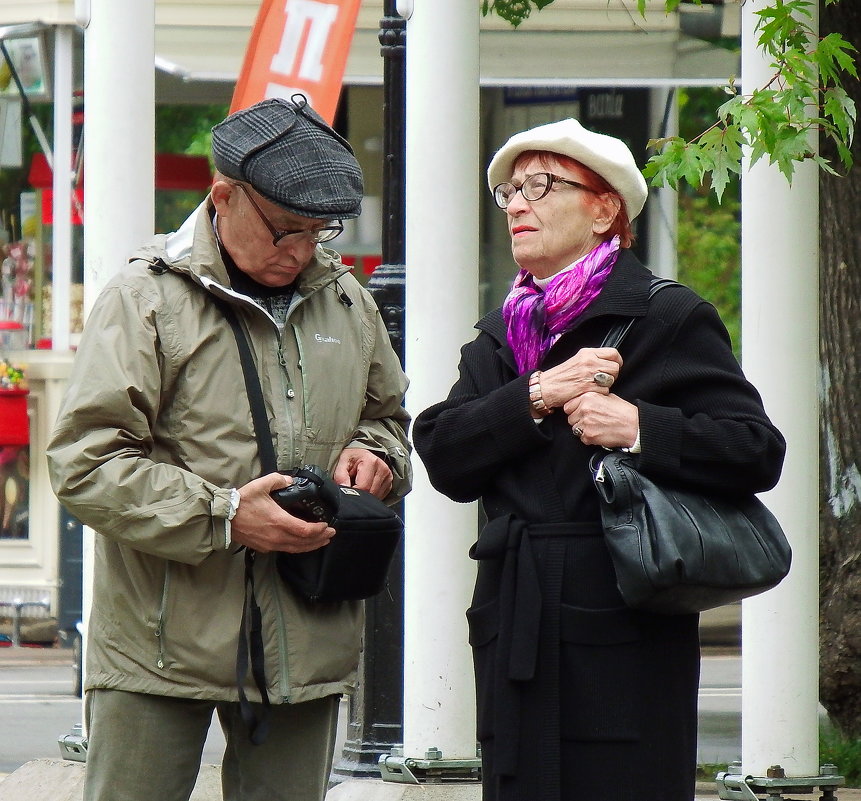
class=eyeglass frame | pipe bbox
[492,172,598,210]
[233,182,343,246]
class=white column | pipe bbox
[81,0,155,311]
[51,25,73,351]
[740,0,819,777]
[78,0,155,710]
[402,0,480,760]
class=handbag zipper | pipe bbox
[590,452,607,484]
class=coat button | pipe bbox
[286,389,295,399]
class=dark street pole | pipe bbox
[332,0,406,780]
[379,0,406,272]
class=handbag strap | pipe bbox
[211,294,275,745]
[601,277,678,349]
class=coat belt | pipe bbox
[470,515,602,779]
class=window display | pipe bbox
[0,358,28,540]
[0,240,35,343]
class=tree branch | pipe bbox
[482,0,857,201]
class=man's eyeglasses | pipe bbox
[235,183,343,246]
[492,172,596,210]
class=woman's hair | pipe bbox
[514,150,636,248]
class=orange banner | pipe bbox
[230,0,362,123]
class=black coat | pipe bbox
[413,251,786,801]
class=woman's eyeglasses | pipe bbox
[492,172,596,210]
[235,183,343,246]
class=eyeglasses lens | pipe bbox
[493,184,514,209]
[522,173,551,201]
[311,224,342,244]
[493,173,554,209]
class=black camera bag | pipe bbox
[275,475,403,602]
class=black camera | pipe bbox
[270,465,340,525]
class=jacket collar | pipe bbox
[476,249,655,350]
[132,197,351,297]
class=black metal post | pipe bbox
[378,1,406,272]
[331,0,406,780]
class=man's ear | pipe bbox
[592,194,621,236]
[210,180,235,216]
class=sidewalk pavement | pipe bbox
[0,645,72,667]
[1,762,859,801]
[4,643,861,800]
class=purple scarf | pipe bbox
[502,236,620,375]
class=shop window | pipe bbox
[0,445,28,539]
[0,361,28,539]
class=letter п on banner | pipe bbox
[230,0,362,123]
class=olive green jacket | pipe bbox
[47,200,411,703]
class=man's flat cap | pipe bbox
[212,95,363,219]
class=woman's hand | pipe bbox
[563,392,639,449]
[539,347,623,409]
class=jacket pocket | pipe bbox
[559,604,644,743]
[466,598,499,741]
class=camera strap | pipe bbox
[213,296,278,472]
[212,294,278,745]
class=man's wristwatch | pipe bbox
[227,488,241,520]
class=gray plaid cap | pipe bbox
[211,95,364,219]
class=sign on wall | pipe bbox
[579,88,651,260]
[0,98,21,168]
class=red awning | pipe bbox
[27,152,212,191]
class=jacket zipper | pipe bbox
[155,563,171,669]
[272,576,292,702]
[292,328,309,422]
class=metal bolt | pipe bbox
[425,747,442,760]
[766,765,785,779]
[820,763,839,776]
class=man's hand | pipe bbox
[333,448,393,499]
[230,473,334,554]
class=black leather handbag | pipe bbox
[591,450,791,614]
[591,279,791,615]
